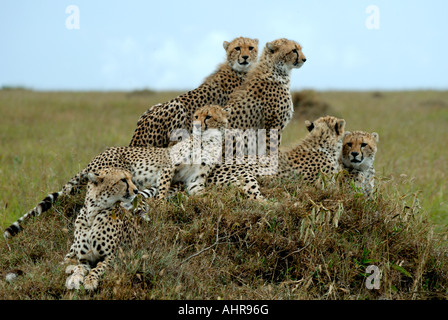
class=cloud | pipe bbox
[98,31,233,90]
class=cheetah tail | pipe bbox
[4,172,87,239]
[138,188,157,198]
[4,191,63,239]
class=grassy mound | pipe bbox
[1,174,447,300]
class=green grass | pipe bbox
[0,88,447,300]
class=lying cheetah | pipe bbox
[206,115,346,200]
[129,36,258,148]
[4,105,229,239]
[224,38,306,155]
[64,168,144,290]
[340,130,379,194]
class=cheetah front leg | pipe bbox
[64,209,91,263]
[185,164,214,196]
[82,256,113,291]
[210,169,265,201]
[157,166,175,199]
[64,215,93,290]
[236,172,265,201]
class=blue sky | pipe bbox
[1,0,447,91]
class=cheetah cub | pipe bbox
[340,130,379,194]
[224,38,306,154]
[64,168,145,290]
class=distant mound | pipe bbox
[291,90,332,120]
[126,88,157,98]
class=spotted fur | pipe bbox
[129,37,258,148]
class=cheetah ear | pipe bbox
[266,41,277,53]
[305,120,314,132]
[87,172,103,185]
[371,132,379,142]
[335,119,346,136]
[254,39,259,45]
[223,41,230,50]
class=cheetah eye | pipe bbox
[346,142,352,147]
[235,47,241,51]
[249,46,254,51]
[121,178,127,183]
[205,115,212,120]
[292,49,298,54]
[361,143,368,148]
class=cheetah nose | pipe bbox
[242,55,249,60]
[302,58,307,62]
[351,152,359,158]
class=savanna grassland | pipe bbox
[0,88,447,300]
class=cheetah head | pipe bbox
[305,115,346,152]
[193,104,230,133]
[86,168,139,211]
[264,38,306,72]
[342,131,379,171]
[223,37,259,73]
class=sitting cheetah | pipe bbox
[4,105,229,239]
[206,115,346,200]
[340,130,379,194]
[224,38,306,155]
[64,168,145,290]
[129,36,258,148]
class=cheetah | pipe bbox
[4,105,229,239]
[64,168,145,290]
[205,116,345,200]
[223,38,306,156]
[340,130,379,194]
[129,36,258,148]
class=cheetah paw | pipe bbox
[83,277,99,291]
[65,272,85,290]
[65,265,77,274]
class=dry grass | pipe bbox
[1,175,447,300]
